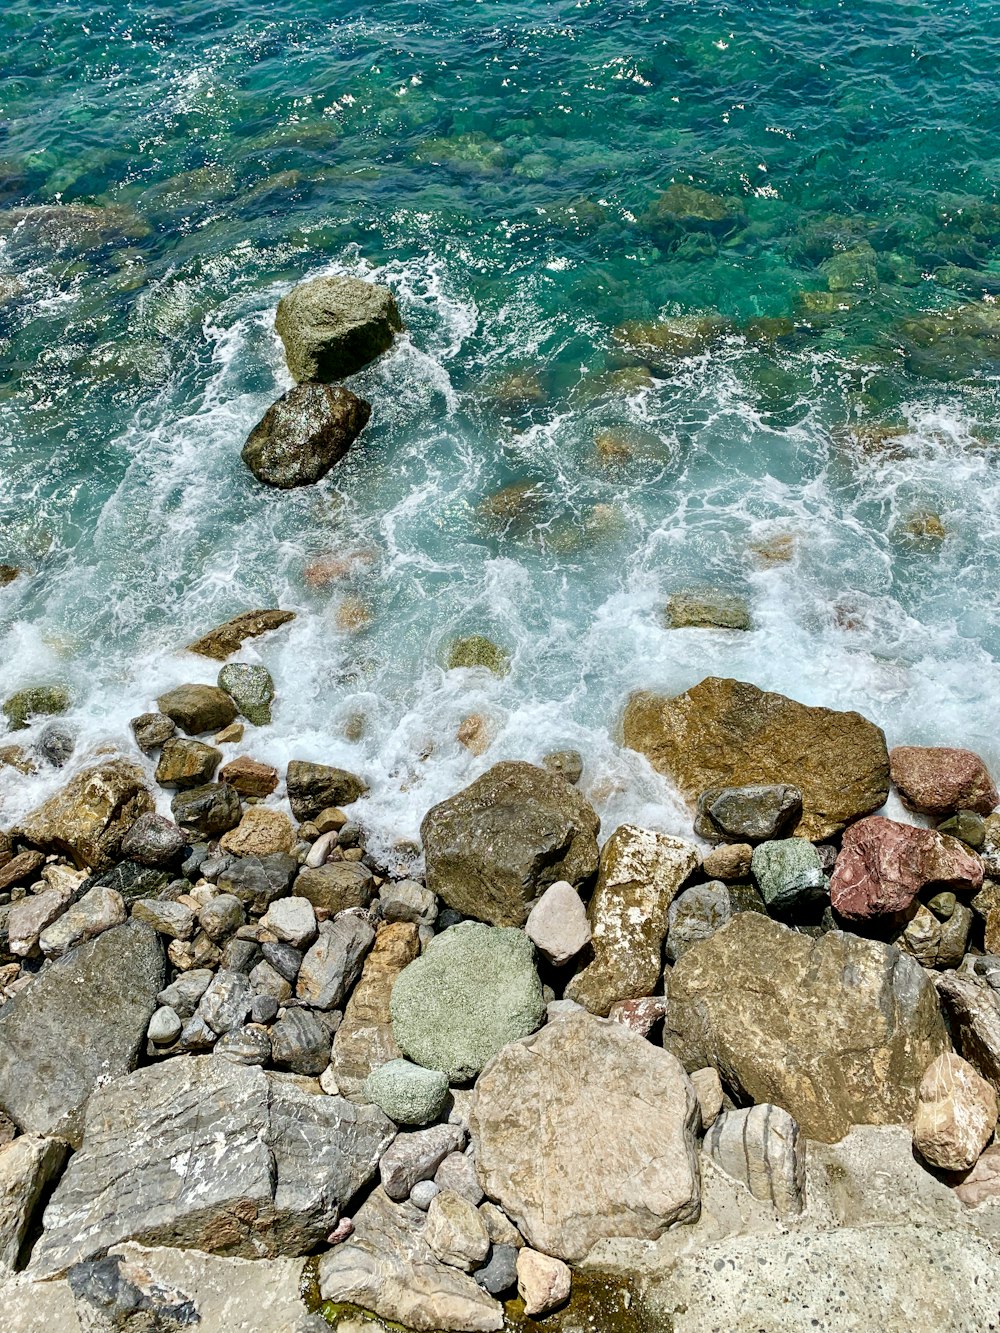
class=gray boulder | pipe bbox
[420,761,600,927]
[296,914,375,1010]
[171,783,242,838]
[275,274,403,382]
[0,920,165,1145]
[119,812,186,866]
[286,760,368,820]
[242,384,371,489]
[695,784,803,843]
[31,1056,395,1277]
[0,1134,69,1271]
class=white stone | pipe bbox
[262,896,317,950]
[516,1248,571,1316]
[525,881,591,966]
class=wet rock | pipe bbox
[294,861,375,915]
[0,919,164,1145]
[938,810,986,849]
[663,913,948,1142]
[130,712,176,753]
[695,784,803,843]
[379,1124,467,1202]
[420,761,600,927]
[275,274,403,383]
[17,760,154,871]
[31,1057,395,1275]
[934,972,1000,1094]
[242,383,372,489]
[186,609,295,662]
[270,1008,338,1075]
[704,1104,804,1217]
[331,922,421,1096]
[830,815,983,921]
[156,684,237,736]
[524,880,591,966]
[2,684,70,731]
[218,662,275,727]
[912,1051,997,1171]
[516,1248,571,1317]
[317,1188,503,1332]
[364,1058,449,1126]
[171,783,242,838]
[751,838,827,916]
[541,750,583,785]
[119,812,186,867]
[36,721,74,768]
[214,721,244,744]
[390,922,545,1082]
[132,898,195,941]
[219,806,296,857]
[611,315,729,366]
[890,745,998,816]
[154,737,221,790]
[297,914,375,1010]
[219,853,297,915]
[471,1012,699,1261]
[0,1133,69,1270]
[219,755,279,797]
[565,826,697,1014]
[39,885,126,957]
[445,635,510,676]
[425,1190,490,1271]
[644,183,745,236]
[623,677,889,840]
[286,760,367,820]
[663,590,752,632]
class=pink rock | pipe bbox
[955,1144,1000,1207]
[326,1217,354,1245]
[890,746,998,817]
[830,816,983,921]
[516,1248,571,1316]
[608,995,667,1037]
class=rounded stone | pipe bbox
[751,839,827,917]
[409,1179,441,1211]
[364,1058,449,1126]
[390,922,545,1082]
[148,1006,182,1045]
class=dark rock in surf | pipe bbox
[242,384,371,489]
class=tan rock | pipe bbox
[7,886,75,957]
[219,806,296,857]
[702,843,753,881]
[186,609,295,661]
[934,972,1000,1095]
[516,1248,571,1316]
[664,913,949,1142]
[565,825,698,1015]
[213,722,244,745]
[623,677,889,840]
[17,761,154,871]
[470,1011,700,1262]
[330,922,420,1096]
[456,713,493,756]
[690,1067,724,1129]
[0,1133,69,1270]
[913,1052,998,1171]
[424,1190,490,1271]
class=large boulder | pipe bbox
[829,815,983,921]
[623,677,890,839]
[30,1056,395,1277]
[241,383,371,489]
[286,760,367,820]
[420,762,600,927]
[156,684,237,736]
[565,825,698,1015]
[890,744,998,816]
[318,1188,503,1332]
[330,921,420,1096]
[662,913,949,1142]
[186,609,295,662]
[390,922,545,1082]
[275,275,403,382]
[471,1012,700,1262]
[0,920,165,1145]
[17,760,154,871]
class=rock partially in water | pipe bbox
[154,737,221,789]
[643,183,746,237]
[287,760,368,820]
[663,590,752,631]
[130,711,176,753]
[444,635,510,676]
[2,684,70,731]
[17,760,154,871]
[890,744,998,817]
[156,684,237,737]
[275,275,403,383]
[219,755,279,797]
[242,384,372,489]
[186,609,295,662]
[36,721,74,768]
[218,663,275,727]
[611,314,730,367]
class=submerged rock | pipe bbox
[444,635,510,676]
[17,760,154,871]
[623,676,889,840]
[663,590,752,631]
[275,275,403,383]
[643,183,746,236]
[186,609,295,662]
[2,684,70,731]
[242,383,371,489]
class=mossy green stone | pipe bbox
[363,1058,449,1126]
[218,663,274,726]
[445,635,510,676]
[2,685,70,731]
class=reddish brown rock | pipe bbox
[830,816,983,922]
[955,1143,1000,1207]
[890,745,997,817]
[219,756,280,798]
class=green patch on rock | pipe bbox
[445,635,511,676]
[2,685,70,731]
[218,663,275,726]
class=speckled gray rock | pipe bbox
[218,854,297,915]
[751,838,826,916]
[695,784,803,843]
[703,1104,805,1217]
[120,812,187,867]
[171,783,242,838]
[0,920,165,1146]
[364,1059,449,1126]
[476,1243,518,1297]
[157,969,213,1020]
[218,663,275,727]
[379,880,438,927]
[31,1056,395,1277]
[198,893,245,942]
[390,922,545,1081]
[130,712,176,753]
[379,1124,466,1202]
[275,274,403,382]
[434,1152,483,1205]
[666,880,734,963]
[296,914,375,1010]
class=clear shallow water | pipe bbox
[2,0,1000,861]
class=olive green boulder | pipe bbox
[218,663,275,726]
[275,275,403,383]
[3,685,70,731]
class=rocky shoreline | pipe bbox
[2,280,1000,1332]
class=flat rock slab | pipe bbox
[318,1188,503,1332]
[186,609,295,662]
[623,676,890,840]
[663,913,949,1142]
[0,919,165,1145]
[470,1011,700,1261]
[31,1055,395,1276]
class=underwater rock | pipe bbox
[444,635,510,676]
[663,590,752,631]
[186,609,295,661]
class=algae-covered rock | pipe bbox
[365,1059,449,1127]
[275,275,402,383]
[390,922,545,1082]
[663,591,752,631]
[750,838,827,917]
[186,609,295,662]
[218,663,275,726]
[18,760,154,871]
[611,315,729,366]
[242,383,371,489]
[286,760,367,820]
[643,183,746,237]
[444,635,510,676]
[2,685,70,731]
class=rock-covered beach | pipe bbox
[1,275,1000,1330]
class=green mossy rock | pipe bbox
[3,685,70,731]
[275,275,403,383]
[445,635,510,676]
[218,663,275,727]
[363,1058,449,1126]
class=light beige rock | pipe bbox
[704,1104,804,1217]
[330,922,420,1096]
[935,972,1000,1094]
[690,1067,723,1129]
[0,1272,81,1330]
[913,1052,998,1171]
[7,887,75,957]
[424,1190,490,1271]
[38,886,126,958]
[565,825,698,1015]
[516,1248,571,1316]
[16,761,154,871]
[470,1011,700,1261]
[0,1134,68,1270]
[701,843,753,881]
[479,1201,523,1248]
[524,881,591,966]
[219,806,296,857]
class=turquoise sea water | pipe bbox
[2,0,1000,857]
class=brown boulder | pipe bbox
[219,756,280,798]
[623,677,889,839]
[890,745,997,817]
[156,685,237,737]
[286,761,367,820]
[663,913,949,1142]
[17,761,154,871]
[830,816,983,922]
[186,609,295,662]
